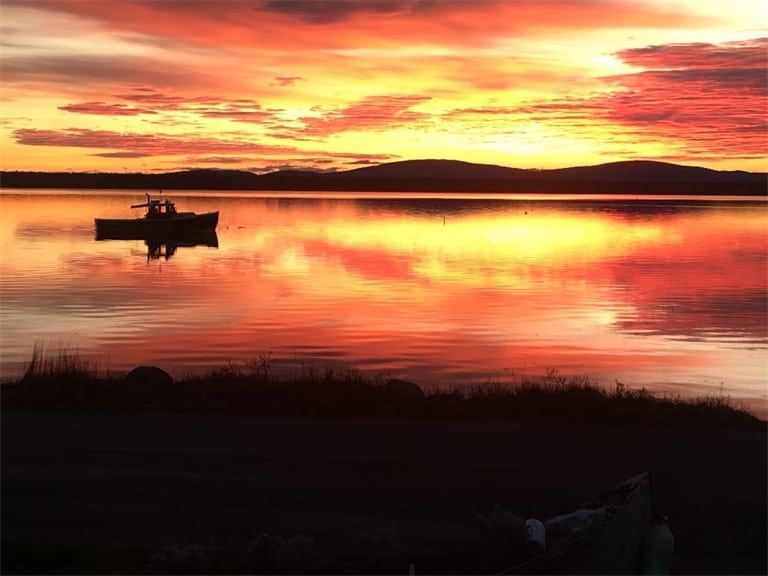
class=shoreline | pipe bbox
[3,366,764,427]
[2,181,766,195]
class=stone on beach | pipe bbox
[384,378,425,402]
[125,366,173,386]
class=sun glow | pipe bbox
[223,205,672,291]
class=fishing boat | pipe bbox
[94,193,218,240]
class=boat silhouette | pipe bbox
[94,193,218,240]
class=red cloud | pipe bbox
[298,95,432,137]
[616,38,767,70]
[59,101,156,116]
[604,38,767,158]
[2,52,217,91]
[9,0,714,53]
[442,38,767,163]
[259,0,416,24]
[13,128,297,156]
[181,156,249,164]
[93,151,152,158]
[273,76,304,86]
[12,127,400,166]
[58,91,285,126]
[197,105,282,124]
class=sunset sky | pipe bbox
[1,0,766,174]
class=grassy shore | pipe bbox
[1,347,762,427]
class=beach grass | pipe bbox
[21,340,98,382]
[2,348,761,427]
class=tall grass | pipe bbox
[22,340,98,382]
[1,341,101,410]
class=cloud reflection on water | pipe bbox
[1,193,765,416]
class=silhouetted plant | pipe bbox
[247,352,273,382]
[22,340,98,383]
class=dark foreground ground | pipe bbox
[2,413,766,574]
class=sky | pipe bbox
[1,0,766,174]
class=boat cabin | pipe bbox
[146,198,177,218]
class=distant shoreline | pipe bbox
[2,159,766,195]
[2,178,765,195]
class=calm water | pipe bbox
[1,190,766,417]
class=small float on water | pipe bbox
[94,193,218,240]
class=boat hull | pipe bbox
[94,211,218,240]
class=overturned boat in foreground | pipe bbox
[500,472,668,575]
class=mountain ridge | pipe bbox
[2,159,765,194]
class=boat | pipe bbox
[500,471,662,574]
[94,193,218,240]
[434,472,662,575]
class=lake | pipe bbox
[1,190,766,417]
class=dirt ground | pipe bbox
[2,413,766,574]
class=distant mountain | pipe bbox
[332,159,531,180]
[543,160,761,183]
[2,159,765,194]
[155,169,260,189]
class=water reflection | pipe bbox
[145,235,218,261]
[96,230,219,261]
[0,191,765,416]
